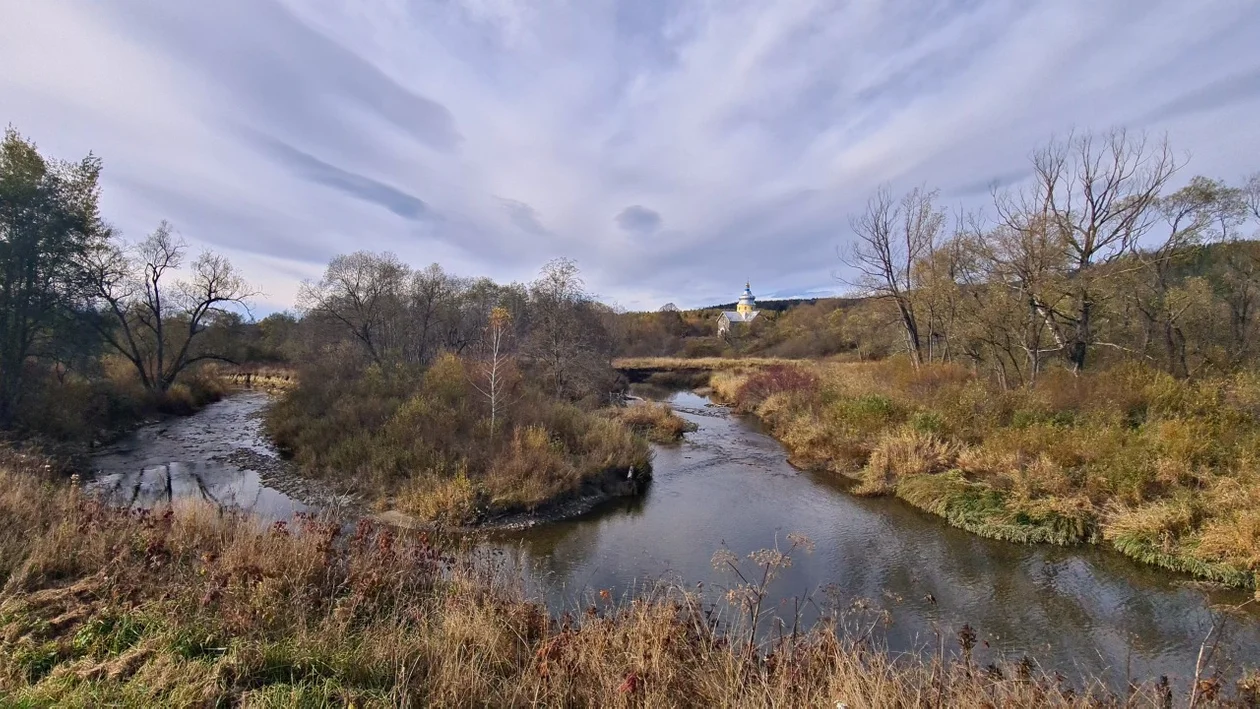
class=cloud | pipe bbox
[615,205,663,234]
[1,0,1258,311]
[253,135,434,222]
[497,198,549,235]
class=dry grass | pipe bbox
[0,462,1246,707]
[715,357,1260,589]
[610,401,698,443]
[217,365,299,390]
[265,354,652,526]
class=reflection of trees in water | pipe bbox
[98,462,263,516]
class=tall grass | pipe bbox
[715,358,1260,590]
[610,401,698,443]
[266,354,652,526]
[1,463,1249,706]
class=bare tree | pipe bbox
[525,258,615,400]
[298,251,407,365]
[1013,129,1179,371]
[1243,172,1260,223]
[85,221,255,392]
[844,186,944,366]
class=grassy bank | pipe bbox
[609,401,698,443]
[266,355,652,527]
[711,359,1260,590]
[1,462,1251,706]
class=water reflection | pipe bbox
[89,392,311,520]
[491,391,1260,687]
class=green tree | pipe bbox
[0,128,107,425]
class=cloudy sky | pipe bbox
[2,0,1258,311]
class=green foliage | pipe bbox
[13,641,61,683]
[71,612,146,658]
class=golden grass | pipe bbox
[609,401,698,443]
[714,357,1260,588]
[0,461,1244,706]
[218,365,299,390]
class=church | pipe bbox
[717,283,760,336]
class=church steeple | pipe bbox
[736,282,756,315]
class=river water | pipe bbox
[88,390,1260,689]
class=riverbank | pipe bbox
[11,370,230,475]
[264,355,657,528]
[701,359,1260,591]
[3,461,1251,706]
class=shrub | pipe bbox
[735,365,819,409]
[855,428,956,496]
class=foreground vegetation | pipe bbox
[1,461,1255,707]
[709,359,1260,590]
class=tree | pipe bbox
[1124,177,1246,376]
[469,307,518,439]
[0,128,107,425]
[85,221,255,392]
[1244,172,1260,223]
[298,251,407,365]
[1005,129,1178,371]
[844,185,944,366]
[526,258,616,400]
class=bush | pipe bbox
[735,365,819,408]
[266,355,652,524]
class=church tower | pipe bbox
[736,282,756,315]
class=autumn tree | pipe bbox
[85,221,255,392]
[469,307,519,439]
[844,186,945,366]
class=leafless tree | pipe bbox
[526,258,615,400]
[1243,172,1260,223]
[844,186,945,366]
[85,221,256,392]
[1008,129,1179,371]
[298,251,407,365]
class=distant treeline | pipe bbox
[615,130,1260,382]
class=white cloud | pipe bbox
[2,0,1258,312]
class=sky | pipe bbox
[2,0,1259,312]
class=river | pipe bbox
[88,389,1260,689]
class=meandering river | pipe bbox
[89,390,1260,689]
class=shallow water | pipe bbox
[89,391,313,520]
[89,390,1260,688]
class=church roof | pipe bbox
[720,310,759,323]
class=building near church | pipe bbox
[717,283,760,336]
